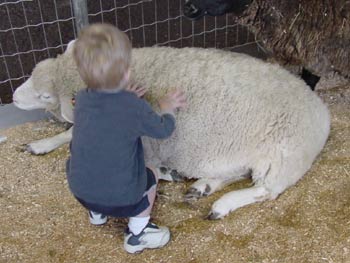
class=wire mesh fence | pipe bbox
[0,0,258,105]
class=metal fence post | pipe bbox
[72,0,89,33]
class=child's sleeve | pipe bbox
[138,99,176,139]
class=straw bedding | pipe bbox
[1,85,349,263]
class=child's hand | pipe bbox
[127,82,147,98]
[158,90,186,114]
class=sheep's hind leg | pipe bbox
[207,160,273,219]
[207,185,271,220]
[184,168,251,201]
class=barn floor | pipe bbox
[1,85,350,263]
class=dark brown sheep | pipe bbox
[184,0,350,85]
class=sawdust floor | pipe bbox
[1,85,350,263]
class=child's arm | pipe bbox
[138,90,186,139]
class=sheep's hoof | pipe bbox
[158,167,185,182]
[184,188,202,201]
[169,169,185,182]
[17,144,37,154]
[202,184,211,196]
[17,144,28,153]
[27,145,47,155]
[17,143,46,155]
[64,122,74,130]
[205,212,222,220]
[184,184,211,201]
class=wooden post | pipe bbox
[72,0,89,33]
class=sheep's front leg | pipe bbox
[155,166,185,182]
[24,126,73,155]
[184,169,251,201]
[207,186,271,220]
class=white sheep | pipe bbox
[13,41,330,219]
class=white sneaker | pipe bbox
[88,211,107,225]
[124,222,171,253]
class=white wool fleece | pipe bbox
[129,47,329,195]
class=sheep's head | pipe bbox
[13,40,76,123]
[183,0,252,20]
[13,59,58,111]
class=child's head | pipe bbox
[73,23,131,90]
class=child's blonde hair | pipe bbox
[73,23,131,90]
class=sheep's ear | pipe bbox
[59,94,74,123]
[65,40,76,54]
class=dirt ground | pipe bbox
[1,84,350,263]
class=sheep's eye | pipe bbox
[39,94,51,100]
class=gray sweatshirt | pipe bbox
[66,88,175,206]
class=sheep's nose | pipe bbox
[183,2,206,20]
[184,2,200,17]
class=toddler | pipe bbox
[66,23,186,253]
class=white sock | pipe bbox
[128,216,150,235]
